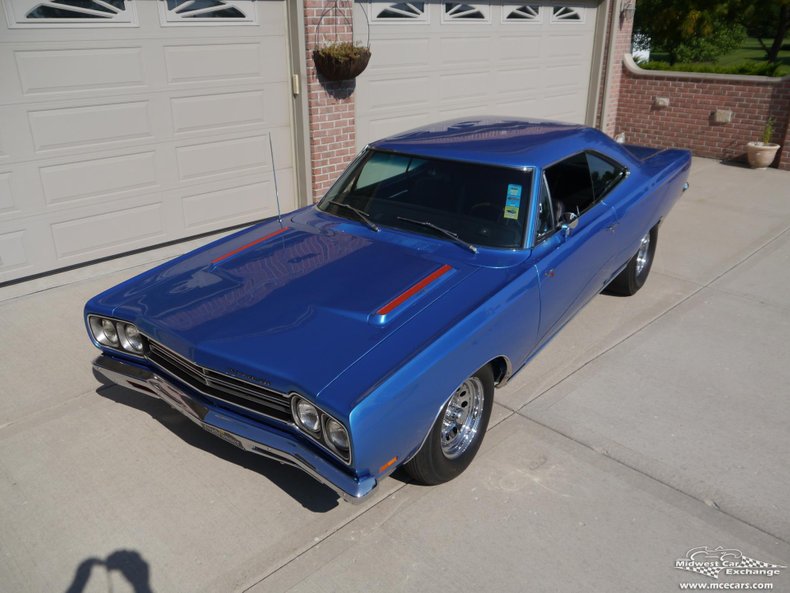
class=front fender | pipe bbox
[340,264,541,478]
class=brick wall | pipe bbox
[304,0,359,201]
[616,55,790,169]
[598,1,636,135]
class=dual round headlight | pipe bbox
[295,400,321,432]
[291,396,350,461]
[89,316,146,355]
[119,323,144,353]
[325,418,350,451]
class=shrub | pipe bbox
[640,60,782,77]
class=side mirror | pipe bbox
[559,213,579,239]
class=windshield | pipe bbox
[317,150,532,249]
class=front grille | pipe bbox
[146,340,292,422]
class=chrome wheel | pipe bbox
[440,377,485,460]
[635,232,651,276]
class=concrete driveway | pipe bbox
[1,158,788,593]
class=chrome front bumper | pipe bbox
[93,355,376,503]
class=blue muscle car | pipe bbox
[85,118,691,502]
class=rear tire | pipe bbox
[404,365,494,485]
[606,225,658,296]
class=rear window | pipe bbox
[318,150,532,249]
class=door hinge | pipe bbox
[291,73,301,96]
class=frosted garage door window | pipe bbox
[6,0,137,26]
[503,4,541,21]
[160,0,255,24]
[373,1,427,21]
[442,2,490,22]
[551,6,584,22]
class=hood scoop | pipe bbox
[372,264,454,324]
[209,226,290,266]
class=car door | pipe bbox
[532,154,620,341]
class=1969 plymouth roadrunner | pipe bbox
[86,118,690,502]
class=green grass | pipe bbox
[647,37,790,77]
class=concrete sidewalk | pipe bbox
[1,158,788,593]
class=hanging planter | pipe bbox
[313,42,371,82]
[313,0,371,82]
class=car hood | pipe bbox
[90,210,482,400]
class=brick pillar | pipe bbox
[780,78,790,170]
[601,0,636,136]
[304,0,359,201]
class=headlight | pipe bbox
[325,419,349,452]
[120,323,144,353]
[88,316,145,355]
[89,317,120,347]
[295,399,321,432]
[101,319,119,345]
[291,396,351,463]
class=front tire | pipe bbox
[404,365,494,485]
[606,225,658,296]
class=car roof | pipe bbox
[369,116,624,170]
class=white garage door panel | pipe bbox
[182,180,276,231]
[0,173,13,211]
[366,75,432,111]
[40,151,158,205]
[439,71,489,101]
[0,230,27,271]
[495,35,543,61]
[165,43,261,83]
[171,90,266,133]
[178,135,272,180]
[0,0,296,283]
[29,101,153,151]
[371,38,430,68]
[52,203,165,259]
[441,36,490,63]
[15,47,146,94]
[355,1,599,149]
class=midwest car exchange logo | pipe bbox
[675,546,786,580]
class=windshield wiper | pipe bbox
[396,217,478,254]
[327,200,380,232]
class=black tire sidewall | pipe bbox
[632,225,658,291]
[410,366,495,485]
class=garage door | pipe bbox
[0,0,297,283]
[354,1,600,147]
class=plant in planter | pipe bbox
[313,0,371,82]
[313,42,371,82]
[746,117,781,169]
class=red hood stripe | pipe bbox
[211,227,289,264]
[377,264,453,316]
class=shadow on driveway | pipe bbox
[95,383,340,513]
[63,549,153,593]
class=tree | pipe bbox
[746,0,790,63]
[634,0,747,64]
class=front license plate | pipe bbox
[203,425,243,449]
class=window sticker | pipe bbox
[504,184,522,220]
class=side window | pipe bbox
[586,153,626,200]
[536,175,554,240]
[544,153,595,219]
